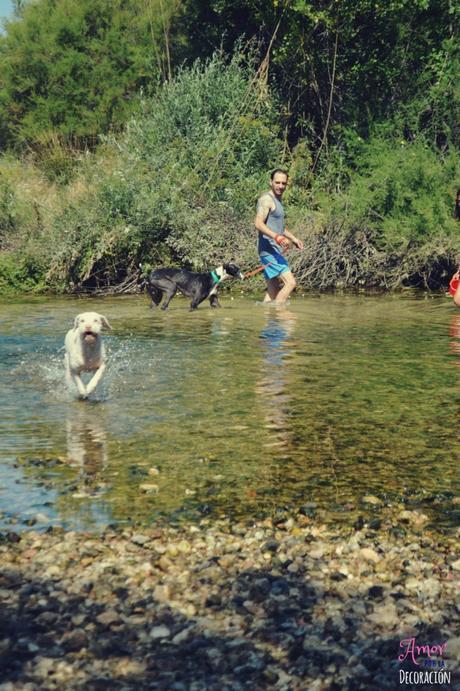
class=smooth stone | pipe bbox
[150,625,171,640]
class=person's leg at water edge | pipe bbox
[261,252,296,304]
[263,277,280,302]
[448,266,460,306]
[275,270,296,304]
[454,281,460,307]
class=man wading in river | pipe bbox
[254,169,304,304]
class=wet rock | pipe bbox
[249,578,271,602]
[366,601,399,627]
[270,578,290,596]
[150,625,171,640]
[205,593,222,608]
[330,572,347,582]
[0,569,22,587]
[354,516,365,530]
[0,531,21,544]
[60,629,88,651]
[153,584,171,603]
[131,534,151,546]
[367,585,385,599]
[362,495,383,506]
[261,540,279,553]
[139,484,159,493]
[34,513,51,523]
[96,609,121,627]
[445,637,460,659]
[360,548,380,563]
[36,611,59,627]
[299,504,317,517]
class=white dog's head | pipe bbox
[73,312,112,342]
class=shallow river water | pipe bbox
[1,292,459,532]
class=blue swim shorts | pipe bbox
[260,252,290,280]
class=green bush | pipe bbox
[290,132,460,289]
[43,50,285,289]
[326,136,459,247]
[0,253,46,293]
[0,177,16,243]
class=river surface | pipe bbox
[1,292,459,532]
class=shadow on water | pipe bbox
[0,294,459,532]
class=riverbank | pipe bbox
[1,508,459,690]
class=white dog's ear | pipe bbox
[73,315,81,329]
[101,315,112,330]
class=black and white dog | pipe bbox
[145,263,243,311]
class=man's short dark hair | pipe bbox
[271,168,289,180]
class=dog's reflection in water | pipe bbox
[66,404,108,490]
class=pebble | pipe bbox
[131,534,151,546]
[360,547,380,563]
[150,625,171,640]
[139,483,159,493]
[96,609,121,626]
[362,495,383,506]
[445,637,460,658]
[0,506,457,689]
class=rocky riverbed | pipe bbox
[0,506,459,690]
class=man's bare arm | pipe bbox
[254,194,279,241]
[254,194,274,232]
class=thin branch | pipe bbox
[312,30,339,172]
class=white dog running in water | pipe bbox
[65,312,112,398]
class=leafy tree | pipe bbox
[0,0,178,150]
[177,0,459,147]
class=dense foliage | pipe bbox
[0,0,459,293]
[176,0,459,147]
[0,0,176,150]
[0,52,285,291]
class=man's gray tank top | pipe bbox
[257,193,285,257]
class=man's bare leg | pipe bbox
[263,277,281,302]
[275,271,296,304]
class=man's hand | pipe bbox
[284,227,303,251]
[275,234,291,249]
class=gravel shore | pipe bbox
[0,506,459,690]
